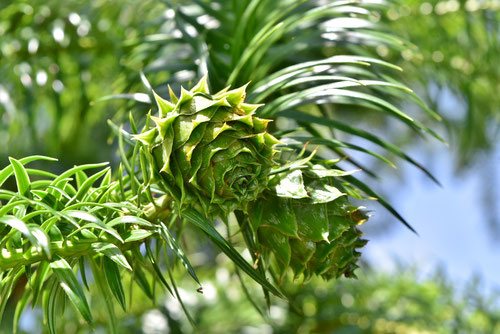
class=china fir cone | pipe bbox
[133,77,279,219]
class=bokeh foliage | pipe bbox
[1,1,498,167]
[18,267,500,333]
[385,0,500,166]
[0,1,159,165]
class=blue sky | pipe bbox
[363,144,500,293]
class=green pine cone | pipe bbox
[250,195,367,281]
[133,77,279,218]
[248,164,368,281]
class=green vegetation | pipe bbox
[386,0,500,166]
[0,0,498,333]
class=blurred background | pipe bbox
[1,0,499,332]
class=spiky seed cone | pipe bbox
[249,166,368,281]
[290,202,367,280]
[250,196,367,281]
[133,77,279,218]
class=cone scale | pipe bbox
[133,77,279,219]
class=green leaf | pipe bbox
[132,262,154,300]
[252,55,401,101]
[0,267,25,321]
[9,157,31,197]
[164,249,196,326]
[153,90,175,116]
[64,210,102,224]
[123,229,154,243]
[342,174,417,234]
[13,281,31,334]
[0,216,40,249]
[144,242,174,297]
[249,196,298,237]
[0,156,57,188]
[89,258,118,334]
[29,226,51,259]
[289,239,316,277]
[275,170,309,199]
[92,242,132,271]
[79,258,90,291]
[307,164,358,178]
[65,210,124,243]
[43,277,63,334]
[50,257,93,324]
[259,226,291,268]
[107,215,154,228]
[160,223,201,287]
[183,208,284,298]
[31,261,50,306]
[49,162,109,197]
[75,170,88,190]
[70,167,111,203]
[292,202,330,242]
[288,136,396,168]
[284,110,440,184]
[306,181,345,204]
[103,257,127,311]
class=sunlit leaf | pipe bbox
[92,242,132,271]
[50,257,93,324]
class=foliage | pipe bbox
[20,267,500,334]
[0,0,162,165]
[2,0,497,168]
[2,0,497,332]
[0,1,117,163]
[385,0,500,166]
[0,73,374,331]
[121,0,442,226]
[194,268,499,334]
[0,156,159,333]
[276,269,500,333]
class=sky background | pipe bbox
[363,143,500,294]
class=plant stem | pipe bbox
[0,237,147,270]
